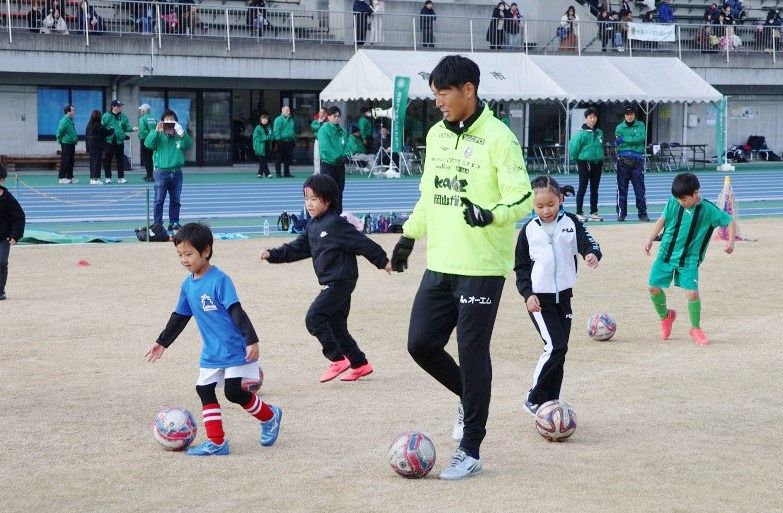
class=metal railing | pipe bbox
[1,0,779,62]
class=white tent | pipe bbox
[319,50,722,105]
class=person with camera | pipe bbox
[614,105,649,222]
[144,109,192,233]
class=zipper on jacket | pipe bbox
[454,133,461,150]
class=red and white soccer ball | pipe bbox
[534,400,577,442]
[241,363,265,393]
[387,431,436,479]
[587,312,617,341]
[152,407,198,451]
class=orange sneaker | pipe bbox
[660,309,677,340]
[339,361,374,381]
[319,357,350,382]
[689,328,710,346]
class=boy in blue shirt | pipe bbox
[146,223,282,455]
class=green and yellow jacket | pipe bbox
[403,103,533,277]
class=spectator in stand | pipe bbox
[597,7,614,52]
[695,13,717,51]
[76,0,103,34]
[138,104,158,182]
[85,110,113,185]
[619,0,632,18]
[311,107,328,174]
[658,0,674,24]
[420,0,436,49]
[253,112,273,178]
[102,100,138,184]
[487,2,507,50]
[617,12,632,51]
[369,0,384,44]
[506,3,522,49]
[558,5,579,52]
[273,105,296,178]
[641,10,658,50]
[182,1,202,35]
[719,4,737,45]
[762,9,782,52]
[246,0,268,36]
[56,104,78,185]
[353,0,374,46]
[704,3,720,24]
[27,2,44,33]
[42,8,68,34]
[639,0,655,12]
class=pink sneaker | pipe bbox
[339,362,374,381]
[689,328,710,346]
[319,357,350,382]
[660,309,677,340]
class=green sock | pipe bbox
[650,291,668,319]
[688,299,701,328]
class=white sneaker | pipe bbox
[575,214,586,222]
[90,179,102,185]
[452,402,464,442]
[118,178,127,184]
[58,178,68,184]
[105,178,112,184]
[70,177,79,184]
[589,213,604,222]
[439,448,482,480]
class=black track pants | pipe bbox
[407,270,505,454]
[526,298,572,406]
[305,280,367,367]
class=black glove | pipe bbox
[462,198,494,227]
[391,236,415,272]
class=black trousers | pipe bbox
[305,280,367,367]
[526,298,572,406]
[320,161,345,214]
[58,143,75,180]
[196,378,253,408]
[140,144,154,179]
[0,239,9,293]
[103,142,125,179]
[576,160,603,215]
[407,270,505,455]
[88,151,103,179]
[257,154,270,176]
[275,140,294,176]
[616,157,647,218]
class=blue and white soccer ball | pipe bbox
[152,407,198,451]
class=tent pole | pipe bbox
[564,100,572,174]
[682,103,689,166]
[523,102,530,148]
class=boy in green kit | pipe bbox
[644,173,736,346]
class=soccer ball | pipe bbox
[152,407,198,451]
[387,431,436,478]
[534,400,577,442]
[241,363,264,393]
[587,312,617,341]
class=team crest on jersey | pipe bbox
[464,146,473,159]
[201,293,217,312]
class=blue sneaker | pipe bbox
[186,440,230,456]
[260,405,282,447]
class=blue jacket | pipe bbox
[658,3,674,23]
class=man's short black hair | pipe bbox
[584,107,599,118]
[303,174,339,211]
[671,172,700,198]
[327,106,341,116]
[63,104,73,114]
[0,163,7,181]
[173,223,214,260]
[429,55,480,91]
[161,109,179,122]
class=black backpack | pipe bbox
[135,223,170,242]
[277,212,290,232]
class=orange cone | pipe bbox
[75,259,91,267]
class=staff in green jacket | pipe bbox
[390,55,532,481]
[357,106,374,151]
[273,106,296,177]
[138,104,158,182]
[614,105,649,222]
[317,106,349,213]
[568,107,604,222]
[144,109,192,231]
[101,100,138,184]
[56,104,78,184]
[252,112,273,178]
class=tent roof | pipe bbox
[319,50,722,104]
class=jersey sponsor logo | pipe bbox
[461,134,485,145]
[433,193,462,207]
[459,294,493,305]
[434,175,467,192]
[455,165,470,175]
[439,131,456,139]
[562,227,574,233]
[447,157,480,169]
[463,146,473,159]
[320,231,328,238]
[200,293,218,312]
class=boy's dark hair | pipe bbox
[429,55,480,91]
[584,107,599,118]
[327,106,341,116]
[172,223,214,260]
[303,174,339,211]
[161,109,178,122]
[63,104,73,114]
[0,163,7,181]
[350,125,360,134]
[671,172,700,198]
[362,105,372,113]
[531,175,575,197]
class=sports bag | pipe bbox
[277,212,290,232]
[135,223,170,242]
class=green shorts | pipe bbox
[648,260,699,291]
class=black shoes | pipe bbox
[617,216,626,222]
[639,215,651,222]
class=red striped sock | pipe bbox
[202,403,225,445]
[243,395,273,423]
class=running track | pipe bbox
[15,170,783,238]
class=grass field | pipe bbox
[1,218,781,513]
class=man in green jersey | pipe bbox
[644,172,736,346]
[391,55,532,480]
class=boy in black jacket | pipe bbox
[0,164,26,300]
[260,174,391,382]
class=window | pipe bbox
[37,87,105,139]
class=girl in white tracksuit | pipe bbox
[514,176,602,413]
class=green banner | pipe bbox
[391,76,410,153]
[715,97,726,162]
